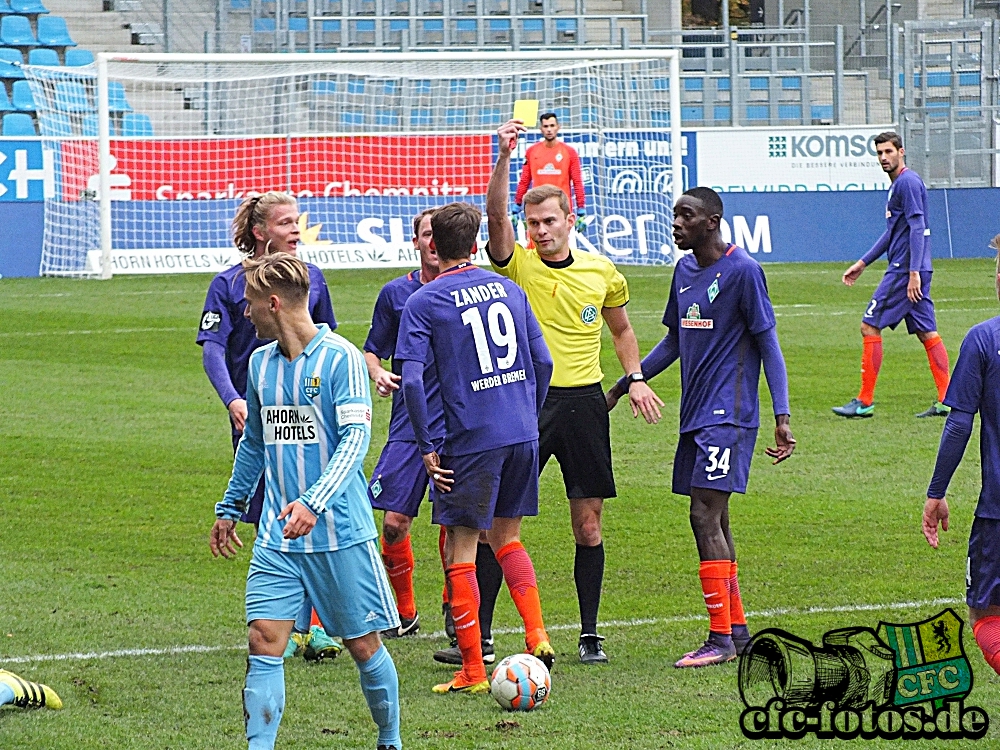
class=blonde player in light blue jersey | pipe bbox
[210,253,401,750]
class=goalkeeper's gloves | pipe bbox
[510,205,523,231]
[574,212,588,233]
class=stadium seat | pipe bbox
[926,71,950,87]
[0,0,13,14]
[681,105,702,121]
[554,18,576,43]
[412,78,431,95]
[53,80,92,112]
[36,15,75,46]
[82,113,116,136]
[349,19,375,45]
[0,48,25,78]
[341,109,364,126]
[778,103,802,120]
[230,0,251,8]
[2,111,35,135]
[374,109,400,126]
[0,85,12,111]
[746,104,769,121]
[453,18,476,44]
[38,111,72,135]
[580,105,596,124]
[781,76,801,90]
[810,104,833,121]
[749,76,769,91]
[651,109,670,126]
[1,15,39,45]
[683,77,703,92]
[10,0,47,12]
[386,19,408,46]
[520,18,543,45]
[484,77,502,94]
[519,78,536,95]
[108,81,132,113]
[653,77,669,91]
[553,106,569,121]
[958,72,980,87]
[379,79,399,95]
[487,18,510,44]
[409,108,432,126]
[717,77,731,91]
[287,17,308,32]
[417,18,442,45]
[479,106,502,126]
[254,18,276,33]
[713,104,731,121]
[27,47,58,65]
[11,79,34,110]
[553,77,570,93]
[347,76,364,94]
[64,48,94,67]
[311,78,337,94]
[445,107,467,127]
[449,78,467,94]
[120,112,153,136]
[957,97,980,118]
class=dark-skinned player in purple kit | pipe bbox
[922,234,1000,679]
[607,187,796,668]
[395,202,556,694]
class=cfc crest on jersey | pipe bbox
[303,375,321,398]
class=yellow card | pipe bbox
[513,99,539,128]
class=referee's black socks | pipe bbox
[475,542,504,641]
[575,542,605,636]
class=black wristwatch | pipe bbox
[626,372,645,390]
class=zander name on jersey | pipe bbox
[449,281,509,308]
[263,405,319,444]
[470,368,527,392]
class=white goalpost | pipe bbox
[23,50,682,278]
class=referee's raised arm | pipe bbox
[486,119,526,262]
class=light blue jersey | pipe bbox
[216,324,378,553]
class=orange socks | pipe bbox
[310,609,321,628]
[858,335,883,406]
[496,541,547,649]
[973,617,1000,675]
[446,562,487,683]
[728,561,746,627]
[700,560,732,636]
[923,334,950,403]
[381,536,416,620]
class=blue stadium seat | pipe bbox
[778,104,801,120]
[11,79,34,110]
[120,112,153,136]
[0,48,25,78]
[0,0,13,14]
[10,0,47,12]
[717,77,731,91]
[487,18,510,43]
[374,109,400,126]
[479,107,502,126]
[926,71,950,87]
[312,79,337,94]
[521,18,543,44]
[651,109,669,126]
[811,104,833,121]
[27,47,58,65]
[0,85,12,111]
[1,15,39,45]
[108,81,132,113]
[38,111,73,135]
[254,17,276,33]
[553,77,569,93]
[653,77,669,91]
[412,79,431,95]
[749,77,769,91]
[553,106,569,122]
[54,80,92,112]
[287,17,308,32]
[454,18,476,43]
[957,97,980,118]
[580,105,596,124]
[37,15,75,46]
[519,78,536,95]
[82,113,116,136]
[418,18,442,44]
[341,109,364,125]
[445,107,467,127]
[347,76,364,94]
[484,77,502,94]
[2,112,35,135]
[230,0,251,7]
[683,77,703,92]
[350,18,375,44]
[449,78,467,94]
[781,76,801,90]
[925,100,950,119]
[958,72,980,87]
[64,49,94,66]
[379,79,398,95]
[746,104,769,121]
[681,105,702,121]
[713,104,731,121]
[554,18,576,43]
[409,108,432,126]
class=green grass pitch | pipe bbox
[1,259,998,748]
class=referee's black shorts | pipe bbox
[538,383,616,500]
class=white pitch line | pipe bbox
[2,596,962,665]
[0,327,190,338]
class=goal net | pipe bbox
[23,51,681,277]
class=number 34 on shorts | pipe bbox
[705,446,730,480]
[671,424,758,496]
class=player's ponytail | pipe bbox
[232,191,297,258]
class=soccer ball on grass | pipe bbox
[489,653,551,711]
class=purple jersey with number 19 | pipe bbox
[664,244,778,433]
[395,264,543,456]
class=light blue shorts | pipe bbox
[245,539,400,640]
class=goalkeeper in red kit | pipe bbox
[514,112,586,232]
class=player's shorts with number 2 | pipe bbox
[672,424,758,496]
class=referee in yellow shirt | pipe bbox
[484,119,663,664]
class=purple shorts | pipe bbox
[367,440,429,518]
[863,271,937,334]
[672,424,758,496]
[232,429,265,526]
[967,516,1000,610]
[431,441,539,530]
